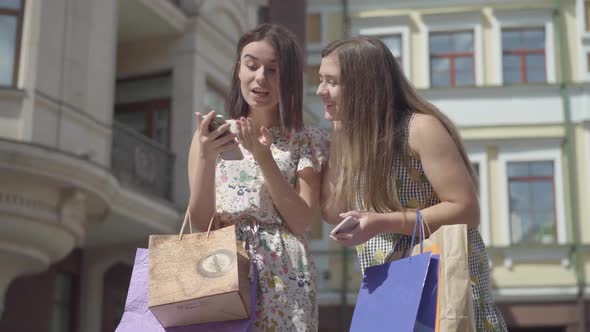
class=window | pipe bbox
[471,162,480,193]
[204,82,226,114]
[508,161,556,244]
[587,52,590,73]
[586,0,590,32]
[115,73,172,147]
[502,28,546,84]
[0,0,24,87]
[429,31,474,87]
[471,162,480,177]
[306,13,322,44]
[50,250,81,332]
[101,264,132,332]
[306,64,320,87]
[378,34,402,65]
[50,273,75,332]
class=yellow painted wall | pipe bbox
[576,125,590,243]
[410,13,427,89]
[461,125,565,140]
[325,13,344,44]
[492,263,577,287]
[487,146,504,245]
[582,255,590,278]
[482,7,499,86]
[563,0,581,82]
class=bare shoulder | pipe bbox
[409,113,444,132]
[407,113,451,155]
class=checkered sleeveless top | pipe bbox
[354,112,507,331]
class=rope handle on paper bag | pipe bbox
[178,209,216,240]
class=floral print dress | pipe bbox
[355,113,507,331]
[214,120,328,332]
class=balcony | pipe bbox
[117,0,187,44]
[111,121,175,201]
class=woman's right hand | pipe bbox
[192,111,238,161]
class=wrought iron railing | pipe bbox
[111,121,175,201]
[167,0,181,8]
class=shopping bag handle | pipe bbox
[409,210,423,254]
[407,209,433,256]
[178,209,216,241]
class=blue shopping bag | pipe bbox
[415,254,439,332]
[115,248,257,332]
[350,210,439,332]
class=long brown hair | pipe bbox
[323,37,478,213]
[225,23,303,131]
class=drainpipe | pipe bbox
[341,0,351,38]
[339,2,351,331]
[554,0,585,329]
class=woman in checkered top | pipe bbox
[317,37,507,331]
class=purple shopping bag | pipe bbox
[415,254,439,332]
[350,210,439,332]
[115,248,256,332]
[350,252,433,332]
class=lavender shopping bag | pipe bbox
[350,210,439,332]
[415,254,439,332]
[350,251,434,332]
[115,248,256,332]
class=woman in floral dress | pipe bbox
[318,37,507,331]
[188,24,327,332]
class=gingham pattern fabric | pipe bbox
[355,112,507,331]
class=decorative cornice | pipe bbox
[0,192,57,223]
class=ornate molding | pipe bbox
[0,192,57,223]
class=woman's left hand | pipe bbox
[330,211,384,247]
[236,117,273,159]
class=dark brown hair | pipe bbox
[322,37,478,212]
[225,23,303,131]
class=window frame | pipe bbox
[357,25,411,79]
[498,141,567,246]
[50,249,82,332]
[375,33,403,66]
[507,161,558,244]
[494,9,556,85]
[114,98,172,147]
[306,11,325,51]
[0,0,25,87]
[429,30,476,87]
[501,27,547,84]
[422,12,484,89]
[114,72,173,147]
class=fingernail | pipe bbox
[195,112,200,116]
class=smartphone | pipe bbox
[330,216,359,236]
[208,114,244,161]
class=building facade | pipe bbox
[0,0,280,331]
[3,0,590,331]
[305,0,590,331]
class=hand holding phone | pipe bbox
[330,216,360,236]
[208,114,244,161]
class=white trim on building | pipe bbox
[466,145,491,245]
[494,286,578,302]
